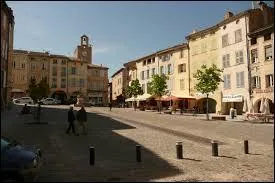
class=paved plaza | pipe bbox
[1,104,274,181]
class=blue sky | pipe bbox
[6,1,274,80]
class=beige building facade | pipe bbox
[1,1,14,108]
[111,68,128,106]
[248,24,274,114]
[9,35,109,103]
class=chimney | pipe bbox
[258,1,267,11]
[224,12,234,20]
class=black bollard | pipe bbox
[136,145,141,162]
[211,140,218,156]
[89,147,95,166]
[244,140,249,154]
[37,149,42,157]
[176,142,183,159]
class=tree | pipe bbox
[125,79,143,111]
[37,77,50,98]
[193,64,223,120]
[147,74,168,113]
[26,78,50,102]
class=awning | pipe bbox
[11,89,24,93]
[172,94,196,99]
[222,94,243,102]
[137,93,152,101]
[125,97,135,102]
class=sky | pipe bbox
[6,1,274,80]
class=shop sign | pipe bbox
[222,94,243,102]
[254,88,273,94]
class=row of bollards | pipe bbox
[89,139,273,165]
[89,145,142,166]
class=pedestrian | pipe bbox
[76,106,87,135]
[66,106,78,136]
[109,102,112,111]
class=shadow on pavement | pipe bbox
[2,105,183,182]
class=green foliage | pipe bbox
[193,64,223,95]
[125,79,143,98]
[26,78,50,101]
[147,74,168,99]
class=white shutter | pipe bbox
[228,75,231,88]
[240,72,244,87]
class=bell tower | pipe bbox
[74,35,92,63]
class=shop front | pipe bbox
[222,94,244,115]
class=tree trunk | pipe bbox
[134,101,136,111]
[206,93,209,120]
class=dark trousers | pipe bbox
[66,121,76,134]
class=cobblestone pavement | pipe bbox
[1,105,274,181]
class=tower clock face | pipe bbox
[82,51,87,56]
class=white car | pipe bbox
[40,98,58,105]
[13,97,34,105]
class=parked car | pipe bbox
[12,97,34,105]
[1,136,42,182]
[55,99,61,105]
[39,98,58,105]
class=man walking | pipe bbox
[76,106,87,135]
[67,106,78,136]
[109,102,112,111]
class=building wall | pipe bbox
[188,28,222,112]
[87,66,109,106]
[250,31,274,112]
[111,69,125,101]
[219,16,250,114]
[1,1,14,107]
[136,56,158,94]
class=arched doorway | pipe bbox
[255,98,274,114]
[197,98,217,113]
[51,90,67,104]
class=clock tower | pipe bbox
[74,35,92,63]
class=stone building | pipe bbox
[1,1,14,108]
[248,24,274,114]
[111,68,128,106]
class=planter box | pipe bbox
[212,116,226,121]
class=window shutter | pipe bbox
[240,72,244,87]
[228,75,231,88]
[223,75,227,88]
[236,51,239,64]
[236,72,239,87]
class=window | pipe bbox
[162,54,170,61]
[201,42,207,53]
[211,39,217,50]
[100,70,105,77]
[146,83,150,93]
[61,67,66,76]
[167,64,172,74]
[80,79,84,87]
[266,74,274,87]
[22,63,25,69]
[52,67,57,76]
[53,59,57,64]
[146,70,150,79]
[252,76,261,88]
[71,67,76,74]
[143,60,146,66]
[178,64,186,73]
[179,50,184,58]
[222,54,230,68]
[251,38,257,45]
[71,78,76,87]
[265,45,272,61]
[180,79,185,90]
[223,74,231,89]
[61,78,66,88]
[61,60,66,65]
[13,62,15,69]
[141,71,145,80]
[235,50,244,64]
[249,49,258,64]
[152,57,155,63]
[31,63,36,70]
[236,71,244,88]
[160,66,164,75]
[151,68,155,76]
[147,59,151,64]
[234,29,242,43]
[142,84,145,93]
[264,33,271,41]
[51,78,57,88]
[222,34,229,47]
